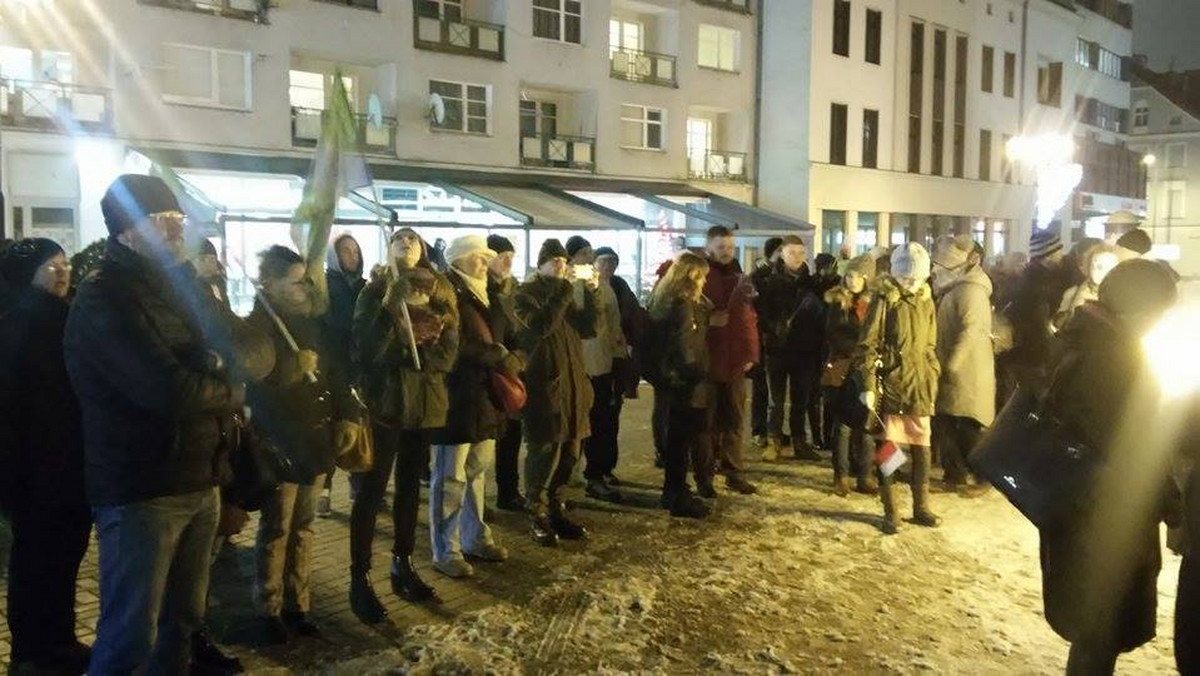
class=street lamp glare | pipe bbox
[1142,154,1157,166]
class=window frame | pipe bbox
[829,102,848,165]
[620,103,666,151]
[160,42,252,111]
[865,8,882,65]
[981,44,994,93]
[1167,143,1187,169]
[609,18,644,54]
[832,0,851,58]
[1003,51,1016,98]
[862,108,879,169]
[428,79,492,135]
[1133,101,1149,128]
[698,23,741,72]
[532,0,583,45]
[979,128,992,181]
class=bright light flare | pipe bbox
[1006,134,1076,166]
[1142,303,1200,399]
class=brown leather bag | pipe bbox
[489,370,528,416]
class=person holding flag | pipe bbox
[857,243,941,535]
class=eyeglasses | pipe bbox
[47,262,73,274]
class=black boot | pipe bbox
[530,513,560,547]
[497,491,528,512]
[670,493,712,519]
[390,555,440,603]
[549,502,589,540]
[879,477,900,536]
[349,572,388,625]
[190,630,244,674]
[910,446,942,528]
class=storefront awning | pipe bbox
[442,184,644,230]
[639,193,813,235]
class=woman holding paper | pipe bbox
[857,243,941,535]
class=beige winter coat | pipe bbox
[580,281,625,377]
[934,265,996,426]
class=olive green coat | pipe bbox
[353,265,459,431]
[857,276,940,417]
[513,275,598,444]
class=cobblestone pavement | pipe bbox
[0,391,1184,673]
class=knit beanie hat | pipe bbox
[486,234,515,255]
[844,253,876,281]
[0,237,64,289]
[931,234,973,269]
[594,246,619,264]
[565,235,592,258]
[1099,258,1177,319]
[1116,228,1152,256]
[1029,229,1064,260]
[763,236,784,261]
[538,238,569,266]
[101,175,181,237]
[446,234,496,263]
[890,242,931,281]
[815,252,836,271]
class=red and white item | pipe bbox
[875,441,908,477]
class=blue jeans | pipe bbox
[90,488,219,675]
[430,441,496,563]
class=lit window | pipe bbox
[609,19,642,55]
[162,43,251,110]
[698,24,740,72]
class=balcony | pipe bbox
[692,0,752,14]
[1076,0,1133,29]
[138,0,268,23]
[413,1,505,61]
[520,134,596,172]
[610,48,677,88]
[0,80,113,134]
[688,150,747,182]
[315,0,379,9]
[291,107,397,156]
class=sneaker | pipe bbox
[316,488,332,518]
[762,438,781,462]
[464,542,509,563]
[792,442,822,462]
[670,494,712,519]
[585,478,623,504]
[725,475,758,495]
[432,557,476,579]
[281,611,320,637]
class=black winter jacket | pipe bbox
[754,261,825,364]
[64,241,245,507]
[325,268,365,383]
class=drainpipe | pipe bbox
[1019,0,1030,130]
[751,0,765,205]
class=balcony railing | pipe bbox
[413,1,505,61]
[520,134,596,172]
[291,106,397,156]
[0,80,113,134]
[138,0,268,23]
[688,150,748,182]
[692,0,752,14]
[610,48,677,88]
[1076,0,1133,29]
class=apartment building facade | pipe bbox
[0,0,798,309]
[760,0,1145,258]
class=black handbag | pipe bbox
[968,386,1103,528]
[226,422,293,512]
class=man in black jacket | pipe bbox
[64,175,244,674]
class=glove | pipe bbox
[335,420,361,455]
[296,349,319,376]
[860,391,877,412]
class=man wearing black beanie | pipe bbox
[64,175,244,674]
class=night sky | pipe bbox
[1133,0,1200,71]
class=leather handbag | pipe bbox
[337,389,375,473]
[490,369,528,416]
[968,386,1102,528]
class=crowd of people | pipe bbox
[0,172,1198,675]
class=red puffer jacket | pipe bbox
[704,259,760,383]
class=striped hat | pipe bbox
[1029,230,1063,260]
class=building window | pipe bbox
[953,34,968,178]
[1037,60,1062,107]
[533,0,582,44]
[1075,37,1091,67]
[417,0,462,19]
[832,0,851,57]
[1001,132,1012,183]
[687,117,713,174]
[1076,38,1124,79]
[863,108,879,168]
[609,19,643,53]
[288,70,354,111]
[1168,143,1187,169]
[830,102,848,165]
[698,24,740,71]
[932,29,946,176]
[1133,101,1149,128]
[822,210,846,254]
[865,8,882,65]
[519,100,558,136]
[429,79,490,134]
[161,43,251,110]
[979,129,992,181]
[1166,182,1186,219]
[857,212,878,254]
[621,104,665,150]
[1003,51,1015,98]
[981,45,994,93]
[908,21,924,174]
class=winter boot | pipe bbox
[855,476,879,495]
[762,437,782,462]
[910,446,942,527]
[530,513,560,547]
[793,441,822,462]
[550,502,589,540]
[696,480,718,499]
[349,571,388,625]
[879,479,900,535]
[725,473,758,495]
[834,475,852,497]
[670,493,712,519]
[390,555,440,603]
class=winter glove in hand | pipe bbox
[860,391,877,411]
[297,349,319,376]
[334,420,361,455]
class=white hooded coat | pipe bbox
[934,264,996,426]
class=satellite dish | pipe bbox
[367,94,383,128]
[427,93,446,125]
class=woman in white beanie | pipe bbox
[857,242,942,534]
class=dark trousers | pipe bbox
[524,440,581,516]
[821,386,840,450]
[351,425,428,571]
[1178,552,1200,675]
[933,415,983,484]
[652,387,670,459]
[806,371,824,448]
[766,356,820,445]
[833,424,872,481]
[664,403,705,496]
[7,504,91,663]
[750,366,769,437]
[583,373,624,480]
[495,418,523,501]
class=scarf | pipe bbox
[454,267,490,308]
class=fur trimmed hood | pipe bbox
[870,274,932,304]
[824,284,862,311]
